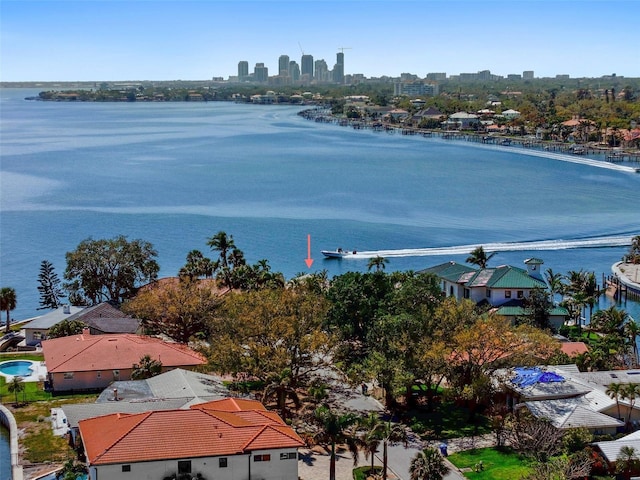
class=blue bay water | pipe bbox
[1,88,639,323]
[1,88,640,477]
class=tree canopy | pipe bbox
[48,319,87,339]
[64,236,159,305]
[205,286,331,385]
[123,278,221,344]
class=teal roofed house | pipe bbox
[423,257,569,328]
[423,258,548,306]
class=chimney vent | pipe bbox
[63,305,71,314]
[82,327,90,336]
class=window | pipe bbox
[178,460,192,474]
[280,452,297,460]
[63,372,74,380]
[517,290,524,299]
[486,289,491,298]
[505,290,511,299]
[463,289,470,299]
[219,458,227,468]
[449,286,454,296]
[254,454,271,462]
[122,465,131,472]
[33,332,43,340]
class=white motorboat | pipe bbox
[321,248,356,258]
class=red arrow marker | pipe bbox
[305,234,314,268]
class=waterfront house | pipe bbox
[22,302,140,346]
[78,398,304,480]
[42,332,205,392]
[21,305,84,346]
[501,109,521,119]
[442,112,480,130]
[422,258,548,307]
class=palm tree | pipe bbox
[368,256,389,272]
[607,382,624,420]
[180,250,217,280]
[544,268,565,299]
[262,369,301,420]
[7,376,25,405]
[379,419,408,480]
[207,231,235,269]
[131,354,163,380]
[313,405,360,480]
[207,231,236,287]
[0,287,17,334]
[583,272,605,322]
[623,383,640,430]
[409,448,449,480]
[56,458,87,480]
[357,413,382,475]
[465,246,496,269]
[626,321,640,367]
[616,445,639,480]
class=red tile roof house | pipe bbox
[41,332,206,393]
[78,398,305,480]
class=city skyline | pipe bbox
[1,0,639,82]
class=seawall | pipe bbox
[612,262,640,303]
[0,405,24,480]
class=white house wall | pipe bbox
[469,287,532,306]
[89,449,299,480]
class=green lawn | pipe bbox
[406,401,491,439]
[0,353,50,402]
[353,466,382,480]
[0,352,44,362]
[448,447,533,480]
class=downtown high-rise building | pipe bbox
[238,61,249,81]
[333,52,345,84]
[289,61,300,82]
[523,70,534,80]
[301,54,314,78]
[315,59,329,82]
[254,63,268,83]
[278,55,290,76]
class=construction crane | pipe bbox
[298,42,305,55]
[338,47,352,53]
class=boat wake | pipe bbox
[347,234,636,259]
[451,141,640,173]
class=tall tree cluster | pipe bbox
[64,235,159,305]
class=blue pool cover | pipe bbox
[512,367,564,387]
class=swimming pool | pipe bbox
[0,360,34,378]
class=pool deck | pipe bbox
[0,360,47,382]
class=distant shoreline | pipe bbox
[297,109,640,174]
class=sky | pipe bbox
[1,0,639,82]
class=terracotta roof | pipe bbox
[560,341,589,357]
[79,398,304,465]
[42,333,205,373]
